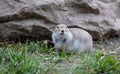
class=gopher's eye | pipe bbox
[56,26,59,28]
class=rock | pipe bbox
[0,0,120,42]
[98,0,117,3]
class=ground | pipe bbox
[94,37,120,51]
[0,37,120,74]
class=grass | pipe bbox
[0,40,120,74]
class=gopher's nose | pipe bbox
[61,30,64,33]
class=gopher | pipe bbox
[52,24,93,54]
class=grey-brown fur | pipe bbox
[52,24,93,54]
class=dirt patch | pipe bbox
[94,37,120,50]
[93,37,120,56]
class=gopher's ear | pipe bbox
[54,29,58,33]
[66,24,70,28]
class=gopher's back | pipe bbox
[69,28,93,53]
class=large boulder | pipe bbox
[0,0,120,42]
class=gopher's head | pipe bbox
[54,24,70,36]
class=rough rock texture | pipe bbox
[0,0,120,42]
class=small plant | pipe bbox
[85,51,120,74]
[0,41,58,74]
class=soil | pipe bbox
[93,37,120,56]
[94,37,120,50]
